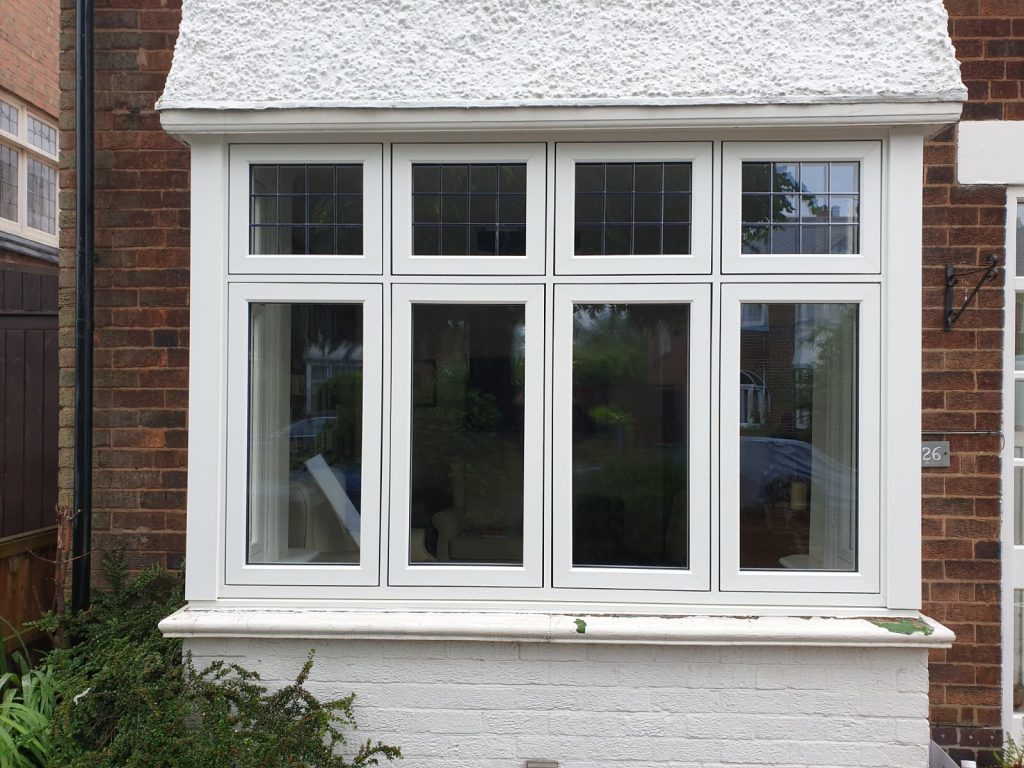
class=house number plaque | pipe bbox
[921,441,950,468]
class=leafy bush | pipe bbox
[0,650,56,768]
[35,553,400,768]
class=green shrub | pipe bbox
[996,734,1024,768]
[36,553,400,768]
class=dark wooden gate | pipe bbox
[0,263,58,538]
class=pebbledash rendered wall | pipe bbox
[57,0,1018,765]
[185,637,934,768]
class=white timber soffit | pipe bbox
[157,0,966,113]
[159,608,955,649]
[958,121,1024,184]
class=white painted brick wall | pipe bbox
[185,638,930,768]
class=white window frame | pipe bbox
[180,126,925,612]
[0,90,58,247]
[391,143,547,276]
[554,142,713,275]
[719,282,881,593]
[228,143,385,275]
[721,141,882,275]
[552,282,712,591]
[388,282,546,587]
[224,281,384,587]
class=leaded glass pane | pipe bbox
[573,162,693,256]
[411,163,527,256]
[249,164,364,256]
[0,100,17,136]
[741,161,861,255]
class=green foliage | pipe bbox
[0,651,57,768]
[36,552,400,768]
[996,734,1024,768]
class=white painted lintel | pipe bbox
[159,102,964,139]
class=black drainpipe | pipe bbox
[72,0,94,613]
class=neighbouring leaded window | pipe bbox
[741,161,859,255]
[225,140,883,599]
[0,145,17,222]
[249,164,364,256]
[0,100,17,136]
[27,116,56,155]
[27,158,56,234]
[0,91,57,242]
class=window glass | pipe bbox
[247,303,364,564]
[1017,201,1024,276]
[249,164,363,256]
[574,162,691,256]
[0,145,17,222]
[571,303,690,568]
[0,100,16,135]
[27,158,56,234]
[27,116,56,155]
[409,303,526,564]
[741,161,859,255]
[739,302,858,571]
[411,163,527,257]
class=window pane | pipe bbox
[0,145,16,222]
[1017,202,1024,276]
[0,100,17,135]
[1018,293,1024,372]
[247,303,364,564]
[1016,590,1024,712]
[573,162,693,256]
[27,116,57,155]
[27,158,57,234]
[411,163,527,256]
[409,304,526,564]
[572,303,690,568]
[739,303,858,571]
[249,164,363,255]
[741,162,861,255]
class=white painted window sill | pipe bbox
[160,607,953,648]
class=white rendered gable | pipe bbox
[158,0,966,112]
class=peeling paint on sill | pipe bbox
[868,618,934,636]
[573,619,587,635]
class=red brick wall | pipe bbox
[0,0,59,117]
[58,0,189,572]
[922,1,1022,761]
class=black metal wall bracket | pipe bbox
[944,254,1000,331]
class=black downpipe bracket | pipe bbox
[72,0,94,613]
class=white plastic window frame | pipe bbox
[388,282,546,588]
[552,283,712,591]
[721,141,882,275]
[224,281,384,587]
[554,142,713,275]
[719,282,881,593]
[391,143,547,276]
[0,90,58,246]
[228,144,385,275]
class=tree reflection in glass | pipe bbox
[571,303,690,568]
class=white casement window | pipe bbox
[0,91,58,245]
[228,144,384,275]
[553,142,713,275]
[199,135,914,608]
[391,143,547,276]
